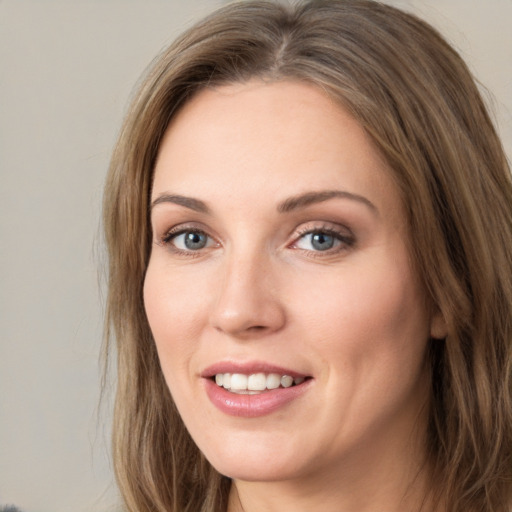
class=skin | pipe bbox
[144,80,446,512]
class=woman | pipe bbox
[102,1,512,511]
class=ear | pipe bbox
[430,310,448,340]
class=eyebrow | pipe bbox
[277,190,377,214]
[151,194,210,213]
[150,189,377,215]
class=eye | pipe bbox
[162,228,215,252]
[292,227,354,253]
[298,231,337,251]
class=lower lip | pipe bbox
[204,378,312,418]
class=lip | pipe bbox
[201,360,312,418]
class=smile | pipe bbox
[214,372,306,394]
[202,364,312,417]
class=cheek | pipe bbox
[294,258,431,433]
[143,260,210,377]
[291,254,430,373]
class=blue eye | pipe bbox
[165,229,213,251]
[295,230,348,252]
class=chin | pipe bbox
[199,435,309,483]
[212,459,299,483]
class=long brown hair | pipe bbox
[103,1,512,510]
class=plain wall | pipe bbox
[0,1,510,512]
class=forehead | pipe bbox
[152,80,400,218]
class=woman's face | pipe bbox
[144,81,443,484]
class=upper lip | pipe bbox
[200,360,309,379]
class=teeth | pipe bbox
[247,373,267,391]
[214,372,307,392]
[230,373,248,390]
[222,373,231,389]
[266,373,281,390]
[281,375,294,388]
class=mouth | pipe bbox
[211,372,309,394]
[201,363,313,417]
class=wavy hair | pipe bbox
[103,1,512,510]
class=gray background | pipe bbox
[0,1,510,512]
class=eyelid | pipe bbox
[157,223,220,256]
[161,226,208,245]
[288,222,355,253]
[157,221,211,243]
[154,220,354,257]
[292,221,353,239]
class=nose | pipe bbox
[210,251,286,338]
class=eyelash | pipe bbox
[292,225,355,255]
[159,225,214,257]
[158,223,355,257]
